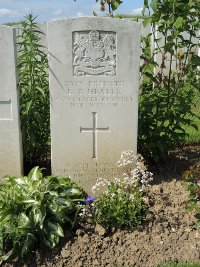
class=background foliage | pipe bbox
[74,0,200,162]
[138,0,200,162]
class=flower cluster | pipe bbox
[80,152,153,229]
[79,196,95,219]
[130,168,153,191]
[118,151,145,168]
[92,178,111,194]
[93,169,151,229]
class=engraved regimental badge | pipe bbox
[73,30,116,76]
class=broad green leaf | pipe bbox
[163,42,174,53]
[61,188,81,196]
[191,55,200,66]
[174,16,184,29]
[22,199,38,204]
[36,86,46,98]
[150,0,157,12]
[25,100,32,115]
[57,198,71,207]
[21,233,36,257]
[0,249,13,263]
[33,208,43,224]
[49,202,59,213]
[43,236,52,248]
[15,178,26,185]
[48,222,64,237]
[28,166,42,181]
[18,213,31,227]
[111,0,123,11]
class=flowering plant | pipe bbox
[81,151,153,230]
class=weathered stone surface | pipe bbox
[0,25,23,178]
[48,17,140,193]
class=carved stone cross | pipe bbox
[80,112,109,159]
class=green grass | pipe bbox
[184,100,200,143]
[158,263,200,267]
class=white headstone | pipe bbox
[154,27,200,75]
[0,25,23,178]
[48,17,140,193]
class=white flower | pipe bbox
[92,177,110,193]
[117,188,122,194]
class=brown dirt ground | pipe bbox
[3,144,200,267]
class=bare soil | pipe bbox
[3,144,200,267]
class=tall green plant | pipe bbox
[138,0,200,162]
[17,14,50,164]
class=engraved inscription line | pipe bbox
[80,112,109,159]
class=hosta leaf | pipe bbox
[22,199,38,204]
[21,233,36,257]
[15,178,26,185]
[33,208,43,224]
[61,188,81,195]
[49,202,59,213]
[18,213,31,227]
[0,249,13,263]
[28,166,43,181]
[43,236,52,248]
[43,232,59,248]
[57,198,71,206]
[48,221,64,237]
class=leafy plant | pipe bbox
[74,0,123,16]
[0,167,86,263]
[183,162,200,229]
[138,0,200,162]
[17,14,50,164]
[81,152,153,230]
[93,172,151,229]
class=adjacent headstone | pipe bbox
[48,17,140,193]
[0,25,23,178]
[154,27,200,75]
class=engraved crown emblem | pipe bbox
[73,30,116,76]
[89,31,100,41]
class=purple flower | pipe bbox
[86,196,95,203]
